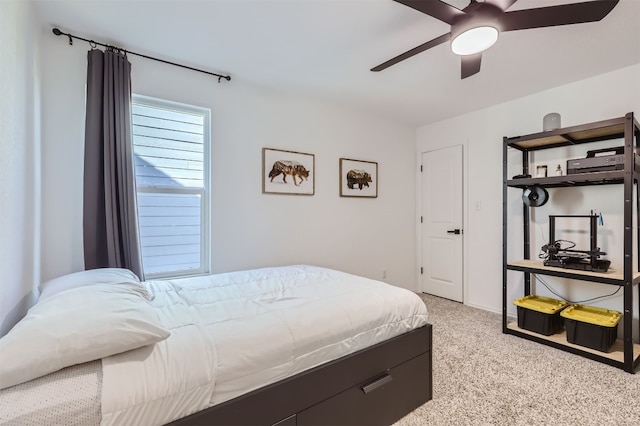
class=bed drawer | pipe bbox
[296,351,431,426]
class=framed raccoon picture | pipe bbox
[339,158,378,198]
[263,148,315,195]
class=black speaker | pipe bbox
[522,186,549,207]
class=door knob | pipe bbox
[447,229,462,235]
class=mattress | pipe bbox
[0,360,101,426]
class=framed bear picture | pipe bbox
[263,148,315,195]
[339,158,378,198]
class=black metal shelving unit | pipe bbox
[502,112,640,373]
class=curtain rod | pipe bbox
[52,28,231,83]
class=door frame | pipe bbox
[416,143,468,303]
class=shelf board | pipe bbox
[507,260,640,285]
[505,116,629,150]
[507,171,627,189]
[506,322,640,365]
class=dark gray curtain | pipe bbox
[83,48,143,279]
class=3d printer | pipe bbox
[539,214,611,273]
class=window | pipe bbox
[132,95,210,278]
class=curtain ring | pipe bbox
[89,41,97,49]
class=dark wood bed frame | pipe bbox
[168,324,432,426]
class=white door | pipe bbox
[421,145,463,302]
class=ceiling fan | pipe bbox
[371,0,619,79]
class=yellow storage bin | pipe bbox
[561,305,622,352]
[513,295,569,335]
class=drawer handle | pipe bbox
[361,373,392,394]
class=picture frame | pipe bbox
[263,148,315,195]
[339,158,378,198]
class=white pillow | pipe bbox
[0,282,170,390]
[38,268,151,301]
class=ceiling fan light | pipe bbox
[451,26,499,56]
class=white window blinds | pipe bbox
[132,96,210,278]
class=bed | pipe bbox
[0,265,432,425]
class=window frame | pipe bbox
[132,94,211,280]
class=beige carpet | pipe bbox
[394,294,640,426]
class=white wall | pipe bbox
[26,12,640,326]
[0,0,42,336]
[37,30,418,290]
[417,64,640,316]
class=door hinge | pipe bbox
[420,216,423,223]
[420,165,423,172]
[420,267,423,275]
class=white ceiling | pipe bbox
[34,0,640,126]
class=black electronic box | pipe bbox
[566,147,626,175]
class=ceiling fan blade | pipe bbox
[393,0,465,25]
[461,53,482,79]
[499,0,619,32]
[371,33,451,72]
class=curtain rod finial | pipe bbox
[52,28,72,45]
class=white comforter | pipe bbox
[100,265,429,425]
